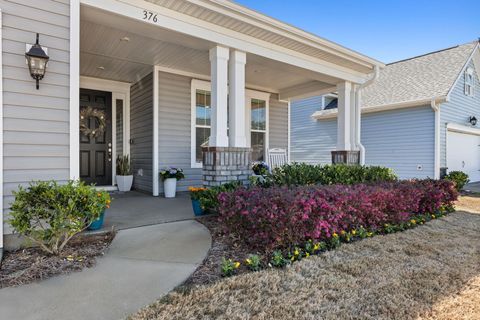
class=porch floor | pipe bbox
[101,191,195,231]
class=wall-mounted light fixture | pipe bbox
[25,33,49,90]
[469,116,477,126]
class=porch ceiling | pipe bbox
[81,5,339,97]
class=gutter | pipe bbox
[355,66,380,164]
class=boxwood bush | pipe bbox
[268,163,397,187]
[9,180,110,255]
[444,171,469,191]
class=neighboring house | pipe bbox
[291,41,480,181]
[0,1,383,255]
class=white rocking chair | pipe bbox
[267,148,288,171]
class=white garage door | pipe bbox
[447,131,480,182]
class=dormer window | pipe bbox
[465,67,475,96]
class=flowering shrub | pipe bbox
[159,167,185,181]
[252,162,269,175]
[188,186,207,200]
[217,179,457,251]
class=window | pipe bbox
[195,89,211,163]
[251,99,266,161]
[465,67,475,96]
[191,79,270,168]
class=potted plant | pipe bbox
[160,167,185,198]
[88,190,111,231]
[188,186,207,216]
[116,155,133,192]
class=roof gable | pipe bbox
[362,42,479,108]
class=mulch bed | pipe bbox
[182,215,259,287]
[0,231,116,289]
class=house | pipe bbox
[0,1,383,256]
[291,41,480,181]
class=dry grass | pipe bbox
[130,197,480,320]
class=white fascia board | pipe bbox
[81,0,368,84]
[446,43,479,101]
[311,96,448,120]
[190,0,384,69]
[447,122,480,136]
[80,76,131,92]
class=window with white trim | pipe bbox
[191,80,269,167]
[250,98,266,161]
[194,89,211,163]
[465,67,475,96]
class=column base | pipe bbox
[202,146,252,187]
[331,150,360,165]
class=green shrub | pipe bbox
[268,163,397,187]
[198,181,242,213]
[444,171,469,191]
[9,180,110,255]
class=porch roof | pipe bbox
[80,0,384,100]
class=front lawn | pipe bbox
[130,196,480,320]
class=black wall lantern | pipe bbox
[25,33,49,90]
[469,116,477,126]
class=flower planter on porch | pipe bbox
[88,210,105,231]
[191,199,205,216]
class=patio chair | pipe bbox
[267,148,288,171]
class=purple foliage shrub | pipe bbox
[217,179,458,251]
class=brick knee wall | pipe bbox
[202,147,252,186]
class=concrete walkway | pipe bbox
[0,220,211,320]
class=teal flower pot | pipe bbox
[191,199,204,216]
[88,211,105,231]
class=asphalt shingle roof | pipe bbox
[362,41,478,108]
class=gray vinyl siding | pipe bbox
[440,60,480,169]
[361,106,435,179]
[269,94,288,151]
[157,71,200,193]
[1,0,71,234]
[290,96,335,164]
[291,97,435,179]
[130,73,153,193]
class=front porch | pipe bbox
[77,0,384,196]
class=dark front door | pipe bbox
[79,89,112,186]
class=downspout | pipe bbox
[355,66,380,164]
[431,98,440,179]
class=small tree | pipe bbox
[9,180,110,255]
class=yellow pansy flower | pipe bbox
[234,262,240,268]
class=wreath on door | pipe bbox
[80,107,107,138]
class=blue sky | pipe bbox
[234,0,480,63]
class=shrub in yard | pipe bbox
[9,180,110,255]
[268,163,397,187]
[198,181,242,213]
[444,171,469,191]
[217,179,457,252]
[245,254,261,271]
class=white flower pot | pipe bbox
[117,175,133,192]
[164,178,177,198]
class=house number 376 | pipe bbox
[142,10,158,23]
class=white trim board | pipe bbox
[311,96,448,120]
[152,66,160,196]
[70,1,80,180]
[446,122,480,136]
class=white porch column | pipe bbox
[336,81,355,150]
[209,46,229,147]
[228,50,247,147]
